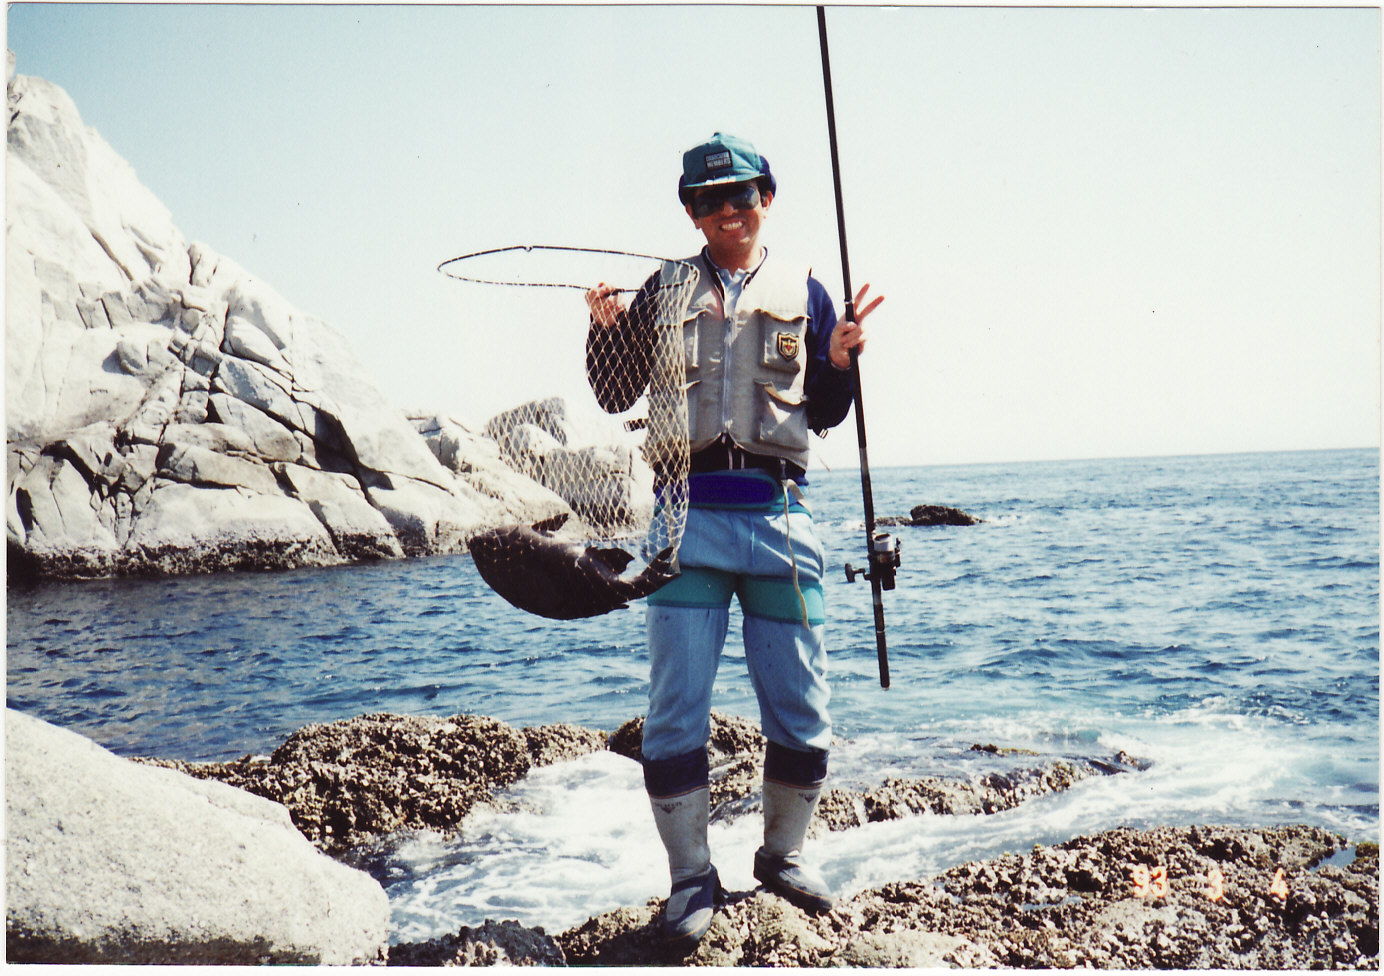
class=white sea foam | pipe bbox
[385,751,662,941]
[381,697,1377,942]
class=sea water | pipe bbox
[7,448,1378,940]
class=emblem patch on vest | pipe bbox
[776,332,800,361]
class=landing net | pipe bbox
[439,245,700,617]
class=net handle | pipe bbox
[437,244,684,292]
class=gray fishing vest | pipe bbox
[650,253,813,471]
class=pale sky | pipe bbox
[7,3,1380,468]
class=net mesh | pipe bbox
[440,246,700,618]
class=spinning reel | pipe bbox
[844,531,901,591]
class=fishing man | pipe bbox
[585,132,883,950]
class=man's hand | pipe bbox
[829,283,884,369]
[585,282,625,328]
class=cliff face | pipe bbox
[5,59,569,579]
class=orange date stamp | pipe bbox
[1131,863,1169,898]
[1128,862,1287,902]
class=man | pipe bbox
[585,132,883,951]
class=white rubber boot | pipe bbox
[754,780,834,913]
[649,787,719,950]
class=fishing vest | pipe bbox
[650,253,813,471]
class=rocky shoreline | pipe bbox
[7,709,1378,965]
[554,824,1376,968]
[142,712,1143,853]
[116,711,1379,968]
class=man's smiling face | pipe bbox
[687,181,773,270]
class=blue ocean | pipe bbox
[7,448,1378,941]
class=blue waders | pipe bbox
[640,472,836,948]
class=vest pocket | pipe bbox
[682,322,701,373]
[759,315,807,375]
[756,382,809,453]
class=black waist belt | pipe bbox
[689,437,805,481]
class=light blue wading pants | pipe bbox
[642,472,832,766]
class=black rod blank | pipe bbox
[817,5,891,689]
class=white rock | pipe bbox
[276,464,403,560]
[485,396,570,448]
[286,312,455,488]
[211,357,304,431]
[367,476,485,556]
[6,66,559,579]
[412,412,571,526]
[224,266,295,350]
[208,394,301,462]
[53,421,123,486]
[156,442,281,494]
[5,709,389,964]
[160,421,255,457]
[6,259,151,442]
[223,314,291,373]
[7,73,186,282]
[125,482,340,574]
[10,454,120,575]
[6,154,121,290]
[483,400,651,530]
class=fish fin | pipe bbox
[586,546,636,574]
[531,512,570,534]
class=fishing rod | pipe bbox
[817,6,899,690]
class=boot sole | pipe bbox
[664,917,712,954]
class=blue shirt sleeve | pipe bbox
[804,275,855,432]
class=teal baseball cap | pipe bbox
[677,132,776,204]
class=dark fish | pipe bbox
[467,517,678,619]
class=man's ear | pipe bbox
[761,191,774,211]
[685,203,698,226]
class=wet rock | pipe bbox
[611,713,1137,833]
[608,711,766,814]
[140,713,606,852]
[556,891,838,967]
[553,824,1378,969]
[142,708,1136,868]
[850,751,1134,827]
[387,919,566,966]
[552,904,661,966]
[120,709,1373,969]
[814,757,1108,829]
[877,504,982,527]
[523,721,610,767]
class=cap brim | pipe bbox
[684,173,761,190]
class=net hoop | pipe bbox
[441,244,701,619]
[438,244,686,292]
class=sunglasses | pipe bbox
[689,182,762,218]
